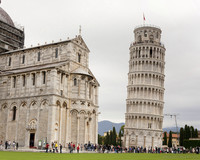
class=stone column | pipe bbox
[59,106,62,144]
[84,116,88,143]
[77,115,80,145]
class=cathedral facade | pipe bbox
[124,25,165,148]
[0,5,99,148]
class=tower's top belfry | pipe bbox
[133,25,162,44]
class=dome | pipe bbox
[0,7,14,26]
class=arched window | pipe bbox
[78,54,81,63]
[74,78,77,86]
[13,106,17,121]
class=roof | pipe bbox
[0,7,14,26]
[163,133,180,138]
[71,67,93,78]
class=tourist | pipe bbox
[60,144,62,153]
[13,141,16,150]
[77,144,80,153]
[45,143,49,153]
[55,142,58,153]
[5,141,8,149]
[81,144,83,151]
[52,142,55,153]
[73,143,75,150]
[16,142,18,150]
[70,142,73,153]
[0,141,3,150]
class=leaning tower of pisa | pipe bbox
[124,25,166,148]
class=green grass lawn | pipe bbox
[0,152,200,160]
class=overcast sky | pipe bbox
[1,0,200,129]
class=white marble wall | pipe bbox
[0,36,99,148]
[124,26,165,148]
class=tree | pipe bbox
[179,127,184,146]
[118,125,125,147]
[163,132,167,145]
[119,129,122,146]
[109,131,113,145]
[187,126,191,139]
[120,125,125,136]
[112,127,117,146]
[105,132,109,145]
[168,131,172,148]
[194,129,198,138]
[98,134,103,145]
[190,126,195,138]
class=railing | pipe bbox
[134,24,161,30]
[130,41,165,48]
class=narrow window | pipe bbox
[38,52,40,61]
[55,48,58,58]
[156,32,159,38]
[32,73,35,86]
[148,123,152,129]
[144,30,147,37]
[74,78,77,86]
[61,73,63,84]
[89,84,92,98]
[22,55,25,64]
[23,75,26,86]
[9,57,12,66]
[78,54,81,63]
[13,76,16,88]
[150,48,152,58]
[139,50,141,58]
[13,106,17,121]
[42,71,46,84]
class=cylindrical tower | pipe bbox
[124,25,166,149]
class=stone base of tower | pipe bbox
[123,128,162,149]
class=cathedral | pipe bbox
[0,4,99,148]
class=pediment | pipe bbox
[72,35,90,52]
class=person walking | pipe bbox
[59,144,62,153]
[13,141,16,150]
[0,141,3,150]
[5,141,8,150]
[45,143,49,153]
[16,142,18,150]
[55,142,58,153]
[77,144,80,153]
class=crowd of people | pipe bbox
[0,140,19,150]
[0,140,199,154]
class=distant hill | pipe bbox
[163,127,180,133]
[98,120,180,136]
[98,120,125,136]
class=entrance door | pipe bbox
[30,133,35,148]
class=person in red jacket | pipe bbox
[77,144,80,153]
[46,143,49,153]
